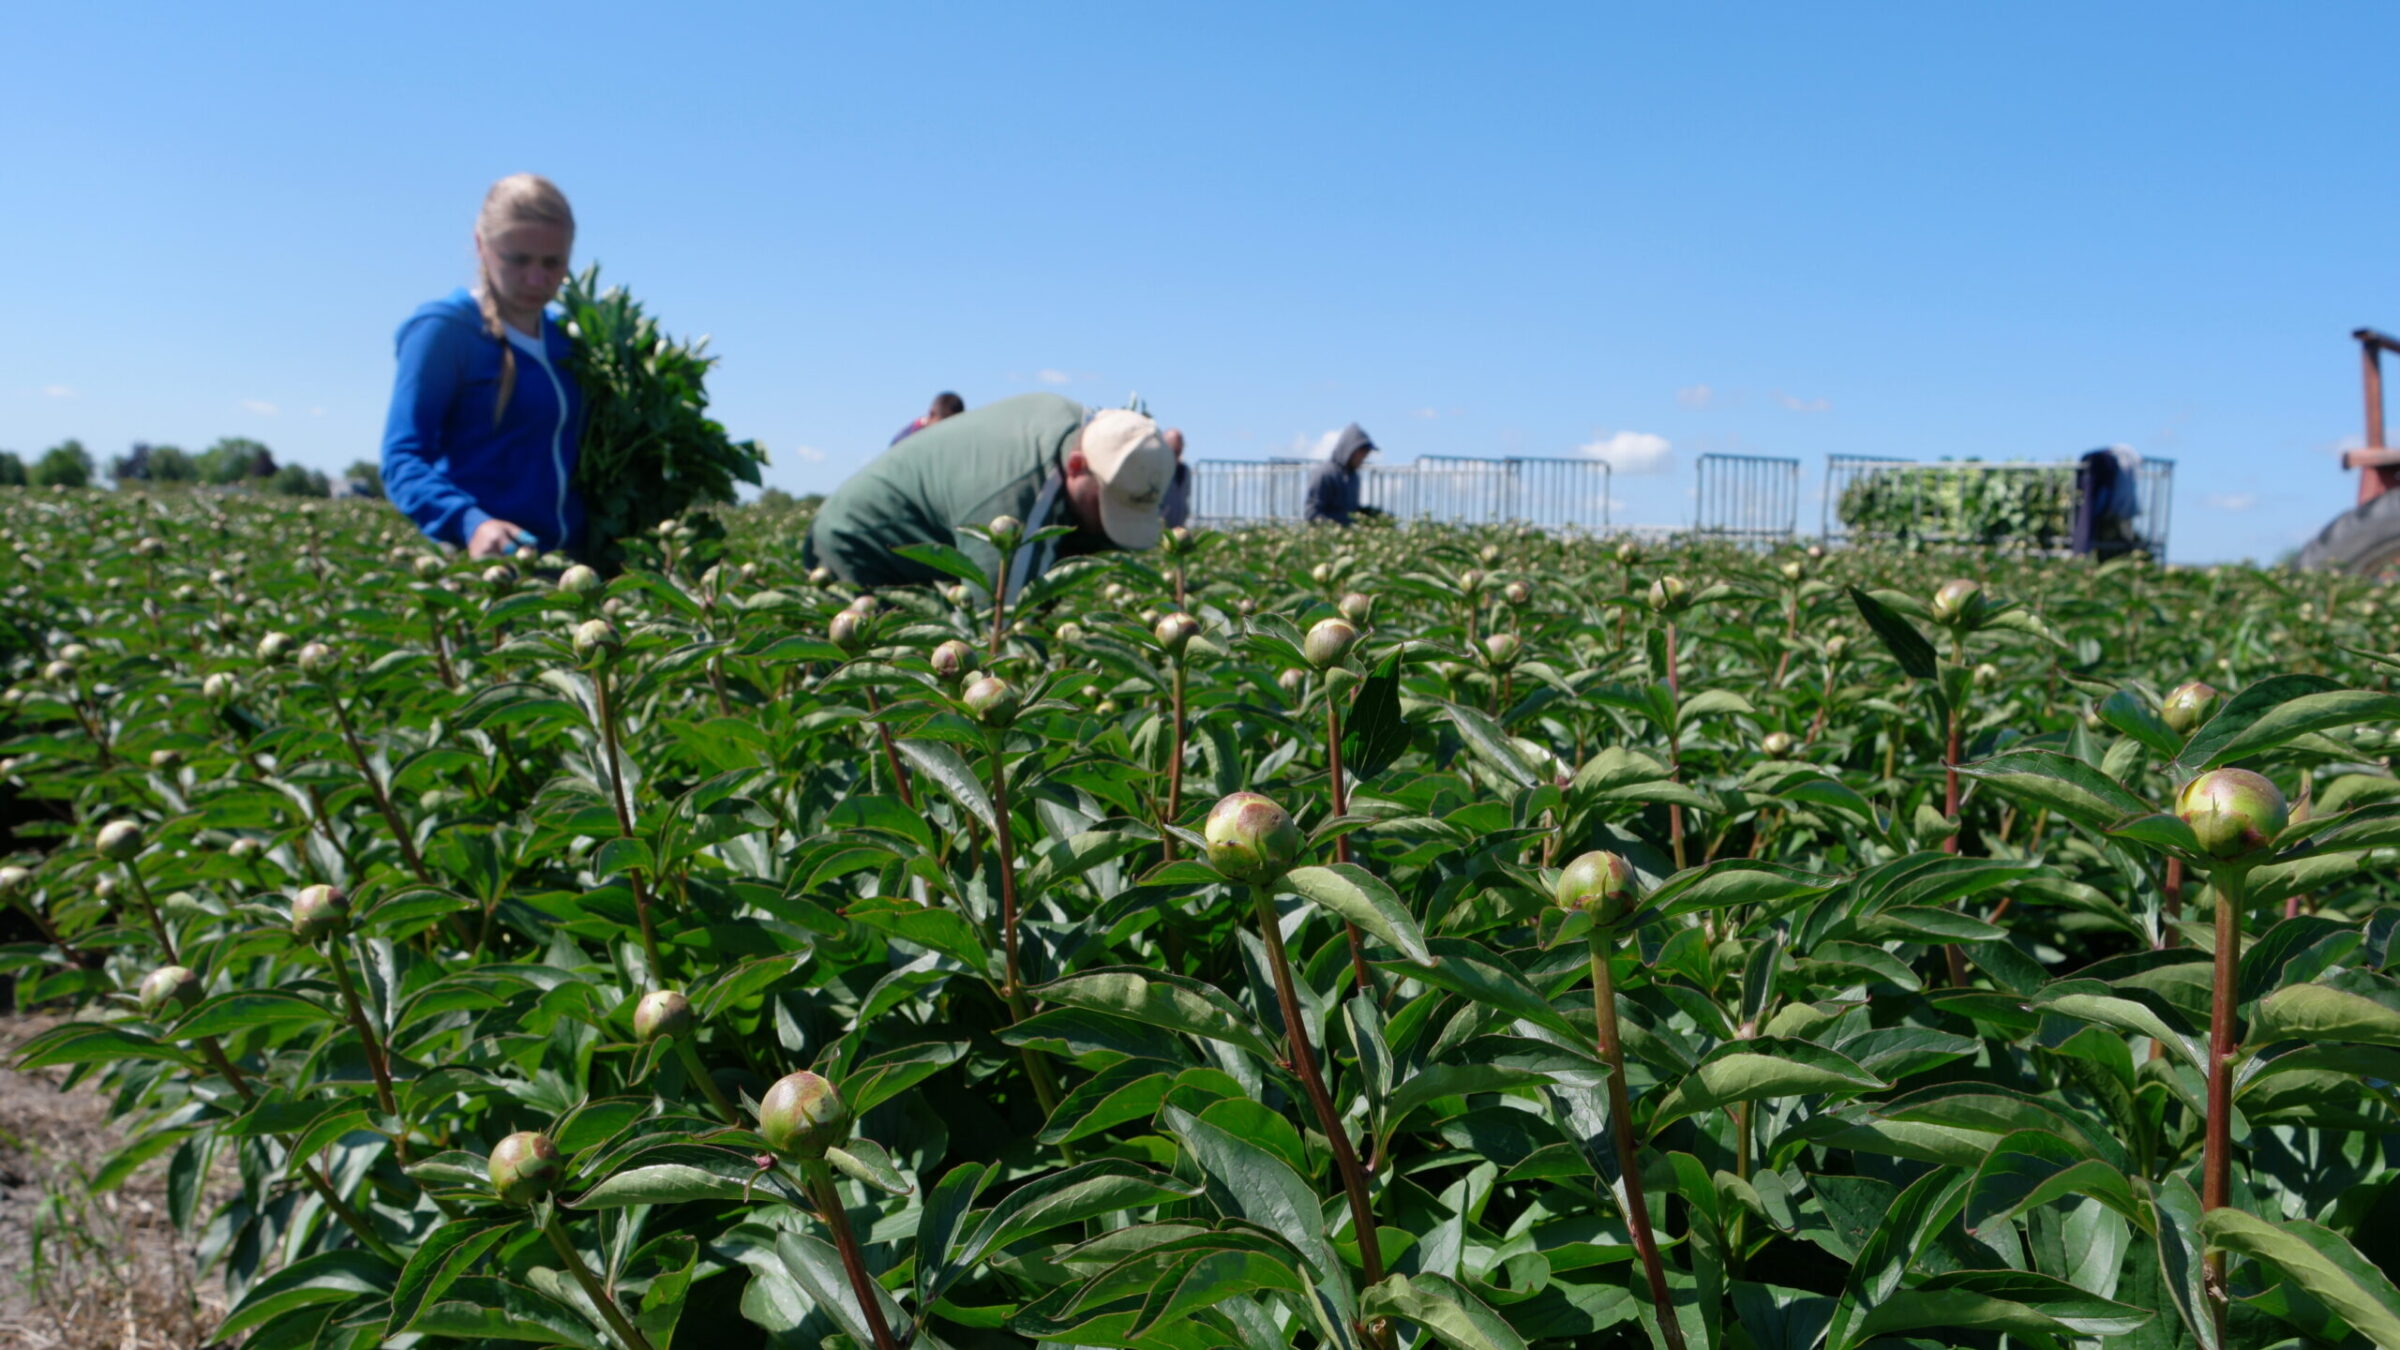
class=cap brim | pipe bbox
[1097,486,1165,551]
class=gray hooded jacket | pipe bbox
[1304,423,1374,525]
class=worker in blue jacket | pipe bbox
[381,174,585,559]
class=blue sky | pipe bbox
[5,4,2393,562]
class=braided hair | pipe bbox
[473,174,575,426]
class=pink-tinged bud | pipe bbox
[986,515,1023,550]
[558,564,603,597]
[1302,618,1358,671]
[828,609,867,657]
[291,883,351,943]
[1458,568,1486,597]
[930,639,973,687]
[1154,612,1201,658]
[1339,592,1374,625]
[962,675,1020,728]
[2176,768,2288,862]
[488,1131,563,1204]
[757,1070,852,1160]
[1202,792,1304,888]
[1277,668,1307,699]
[1482,632,1521,668]
[96,820,143,863]
[1930,578,1982,625]
[1503,580,1531,607]
[572,618,620,660]
[1648,576,1690,614]
[2162,681,2220,736]
[139,965,202,1016]
[634,989,694,1045]
[1554,850,1641,924]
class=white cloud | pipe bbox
[1410,407,1441,420]
[42,384,74,398]
[1578,429,1674,474]
[789,444,827,463]
[1284,429,1344,460]
[1036,369,1074,386]
[1676,384,1713,409]
[2204,491,2257,512]
[241,399,279,416]
[308,406,327,417]
[1774,392,1831,413]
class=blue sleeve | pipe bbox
[1303,463,1333,523]
[380,316,486,547]
[1162,460,1190,527]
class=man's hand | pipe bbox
[468,517,533,559]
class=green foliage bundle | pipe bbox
[1838,461,2078,552]
[2,492,2399,1350]
[558,266,767,567]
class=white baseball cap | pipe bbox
[1079,410,1176,551]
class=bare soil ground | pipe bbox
[0,1013,222,1350]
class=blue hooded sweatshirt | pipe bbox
[380,289,586,552]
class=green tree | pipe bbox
[341,459,384,499]
[32,440,94,489]
[110,443,199,486]
[0,452,24,487]
[269,464,330,498]
[195,436,276,485]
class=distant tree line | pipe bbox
[0,438,383,500]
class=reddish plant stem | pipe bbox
[328,691,432,885]
[1325,700,1373,995]
[2160,857,2186,948]
[1768,592,1798,690]
[2201,865,2247,1337]
[799,1159,901,1350]
[425,604,459,689]
[985,736,1065,1118]
[543,1210,661,1350]
[1164,660,1186,858]
[1665,623,1688,872]
[1590,932,1687,1350]
[191,1033,402,1263]
[1249,885,1386,1336]
[862,686,915,811]
[593,669,668,977]
[120,866,180,965]
[1942,701,1968,988]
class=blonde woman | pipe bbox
[381,174,585,559]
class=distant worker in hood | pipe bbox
[890,391,967,446]
[1305,423,1378,525]
[808,393,1179,596]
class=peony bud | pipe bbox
[96,820,143,863]
[1302,618,1358,671]
[1930,578,1982,626]
[140,965,202,1016]
[634,989,694,1045]
[2162,680,2220,736]
[1482,632,1521,668]
[1310,562,1335,586]
[1762,731,1796,757]
[986,515,1023,550]
[1972,662,2000,687]
[1554,850,1640,924]
[488,1131,564,1204]
[807,566,834,586]
[291,883,351,943]
[413,554,445,580]
[297,642,338,677]
[256,631,294,665]
[1458,568,1485,597]
[1615,541,1641,565]
[1154,612,1201,658]
[1339,591,1374,625]
[572,618,620,660]
[482,564,514,591]
[1779,559,1805,583]
[962,675,1020,728]
[1503,580,1531,608]
[148,749,183,771]
[757,1070,852,1160]
[1202,792,1304,887]
[1648,576,1690,614]
[2176,768,2289,862]
[558,564,604,597]
[0,865,28,897]
[203,671,237,705]
[828,609,867,657]
[930,639,973,686]
[1277,668,1307,698]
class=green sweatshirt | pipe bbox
[807,393,1103,589]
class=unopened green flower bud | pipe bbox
[228,838,260,861]
[1339,592,1374,625]
[59,643,91,664]
[987,515,1023,549]
[1762,731,1796,757]
[1154,612,1201,657]
[413,554,445,580]
[1302,618,1358,671]
[1615,541,1641,565]
[2177,768,2288,862]
[1930,578,1982,625]
[1053,622,1085,648]
[828,609,868,656]
[488,1131,563,1205]
[1972,662,2000,687]
[96,820,143,863]
[1649,576,1690,614]
[558,564,603,597]
[943,583,970,607]
[42,659,76,684]
[203,671,237,704]
[1277,668,1307,698]
[291,883,351,943]
[256,631,293,665]
[806,566,834,586]
[1162,526,1193,556]
[1482,632,1521,667]
[148,749,182,771]
[1203,792,1304,887]
[0,865,29,897]
[962,675,1020,728]
[1503,581,1531,608]
[572,618,620,660]
[1824,635,1849,661]
[2162,680,2221,736]
[930,639,973,687]
[1310,562,1336,586]
[481,564,514,591]
[757,1070,852,1160]
[1779,559,1805,583]
[1458,568,1485,597]
[140,965,202,1016]
[633,989,694,1045]
[297,642,338,676]
[1554,850,1640,924]
[135,536,166,559]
